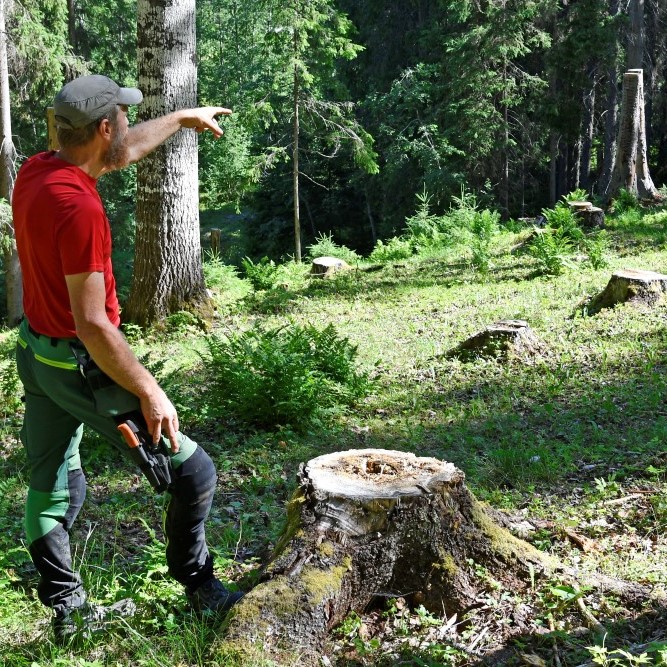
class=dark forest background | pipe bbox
[7,0,665,258]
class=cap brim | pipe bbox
[117,87,143,106]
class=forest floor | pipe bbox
[3,203,667,666]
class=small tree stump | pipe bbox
[213,449,555,664]
[567,201,605,229]
[311,256,352,279]
[577,206,605,229]
[586,268,667,314]
[448,320,545,361]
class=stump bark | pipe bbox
[214,449,556,664]
[448,320,545,361]
[311,256,352,278]
[567,201,605,229]
[586,268,667,314]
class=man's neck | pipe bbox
[55,147,105,179]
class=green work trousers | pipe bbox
[16,319,217,613]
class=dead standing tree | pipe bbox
[605,69,660,202]
[212,449,649,665]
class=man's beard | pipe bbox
[103,125,129,170]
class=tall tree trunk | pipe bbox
[653,0,667,185]
[644,0,657,150]
[549,133,559,205]
[579,66,596,192]
[599,73,619,194]
[607,69,659,201]
[126,0,209,326]
[548,8,564,206]
[364,188,376,246]
[599,0,621,195]
[499,60,509,218]
[292,21,302,263]
[0,0,22,325]
[627,0,644,71]
[569,138,581,192]
[66,0,77,51]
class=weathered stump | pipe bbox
[448,320,545,361]
[213,449,556,664]
[310,256,352,279]
[567,201,605,229]
[578,206,605,229]
[585,268,667,314]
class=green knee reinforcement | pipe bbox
[25,488,71,545]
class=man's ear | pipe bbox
[98,118,112,141]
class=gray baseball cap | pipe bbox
[53,75,143,129]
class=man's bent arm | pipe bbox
[65,271,180,452]
[125,106,232,164]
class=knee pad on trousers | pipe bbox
[171,446,216,501]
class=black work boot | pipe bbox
[186,577,243,618]
[52,599,137,643]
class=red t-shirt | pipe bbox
[13,151,120,338]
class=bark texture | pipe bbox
[213,449,556,664]
[125,0,209,325]
[578,67,596,192]
[598,0,620,195]
[586,268,667,314]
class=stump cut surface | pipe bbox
[311,256,352,278]
[307,449,460,499]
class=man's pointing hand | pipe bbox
[179,107,232,137]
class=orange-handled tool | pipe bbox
[117,419,172,493]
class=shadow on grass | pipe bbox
[239,256,544,315]
[340,602,667,667]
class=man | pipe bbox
[12,74,241,642]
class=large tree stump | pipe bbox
[213,449,557,664]
[311,256,352,279]
[586,268,667,314]
[448,320,545,361]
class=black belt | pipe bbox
[26,322,82,348]
[27,324,45,338]
[27,323,59,346]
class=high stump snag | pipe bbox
[214,449,556,664]
[605,69,661,202]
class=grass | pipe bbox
[4,202,667,664]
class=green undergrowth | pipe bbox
[4,200,667,664]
